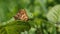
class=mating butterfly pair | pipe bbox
[14,9,28,21]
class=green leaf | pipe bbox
[29,27,36,34]
[47,5,60,23]
[0,21,30,34]
[25,8,34,19]
[43,29,48,34]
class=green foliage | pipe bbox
[47,5,60,23]
[0,0,60,34]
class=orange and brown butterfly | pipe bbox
[14,9,28,21]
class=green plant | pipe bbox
[0,0,60,34]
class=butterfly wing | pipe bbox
[14,9,28,21]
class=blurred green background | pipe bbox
[0,0,60,34]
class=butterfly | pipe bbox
[14,9,28,21]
